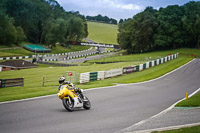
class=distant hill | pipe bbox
[87,21,118,44]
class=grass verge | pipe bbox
[88,48,200,63]
[78,56,192,89]
[0,44,90,57]
[176,92,200,107]
[0,55,192,102]
[0,48,198,102]
[153,125,200,133]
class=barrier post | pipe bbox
[43,75,45,87]
[186,92,188,100]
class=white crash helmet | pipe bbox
[58,77,65,84]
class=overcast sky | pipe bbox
[56,0,198,21]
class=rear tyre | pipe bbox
[83,96,91,110]
[62,98,74,112]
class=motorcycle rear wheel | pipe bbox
[83,96,91,110]
[63,98,74,112]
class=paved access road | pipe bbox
[0,59,200,133]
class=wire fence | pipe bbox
[42,71,79,87]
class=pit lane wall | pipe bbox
[79,53,178,84]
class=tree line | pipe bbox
[86,14,117,25]
[0,0,88,46]
[117,1,200,53]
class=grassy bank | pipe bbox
[0,44,90,57]
[155,91,200,133]
[176,92,200,107]
[87,21,118,44]
[78,56,192,89]
[88,48,200,63]
[153,125,200,133]
[0,48,196,102]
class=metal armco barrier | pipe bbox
[0,78,24,88]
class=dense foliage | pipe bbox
[0,0,88,46]
[118,1,200,53]
[86,14,117,25]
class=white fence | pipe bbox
[104,69,123,78]
[80,72,90,84]
[79,53,179,84]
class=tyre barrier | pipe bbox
[79,53,179,83]
[0,55,32,61]
[42,52,97,62]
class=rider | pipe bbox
[58,77,84,98]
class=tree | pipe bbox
[86,14,118,24]
[154,5,185,49]
[45,19,68,45]
[15,26,26,44]
[119,19,124,24]
[2,0,88,45]
[118,7,158,53]
[133,7,158,52]
[0,11,17,45]
[68,17,86,41]
[117,2,200,53]
[0,11,26,45]
[182,1,200,48]
[117,19,134,54]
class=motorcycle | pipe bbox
[57,85,91,112]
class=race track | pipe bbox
[0,59,200,133]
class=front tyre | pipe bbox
[62,98,74,112]
[83,96,91,110]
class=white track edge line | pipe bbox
[132,122,200,133]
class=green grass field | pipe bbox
[176,92,200,107]
[0,44,90,57]
[0,47,33,57]
[0,48,197,102]
[88,48,200,63]
[87,21,118,44]
[0,21,199,102]
[153,125,200,133]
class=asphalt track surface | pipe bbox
[0,59,200,133]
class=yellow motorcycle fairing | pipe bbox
[57,85,78,99]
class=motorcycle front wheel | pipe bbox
[62,98,74,112]
[83,96,91,110]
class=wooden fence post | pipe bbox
[43,75,45,87]
[23,77,24,87]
